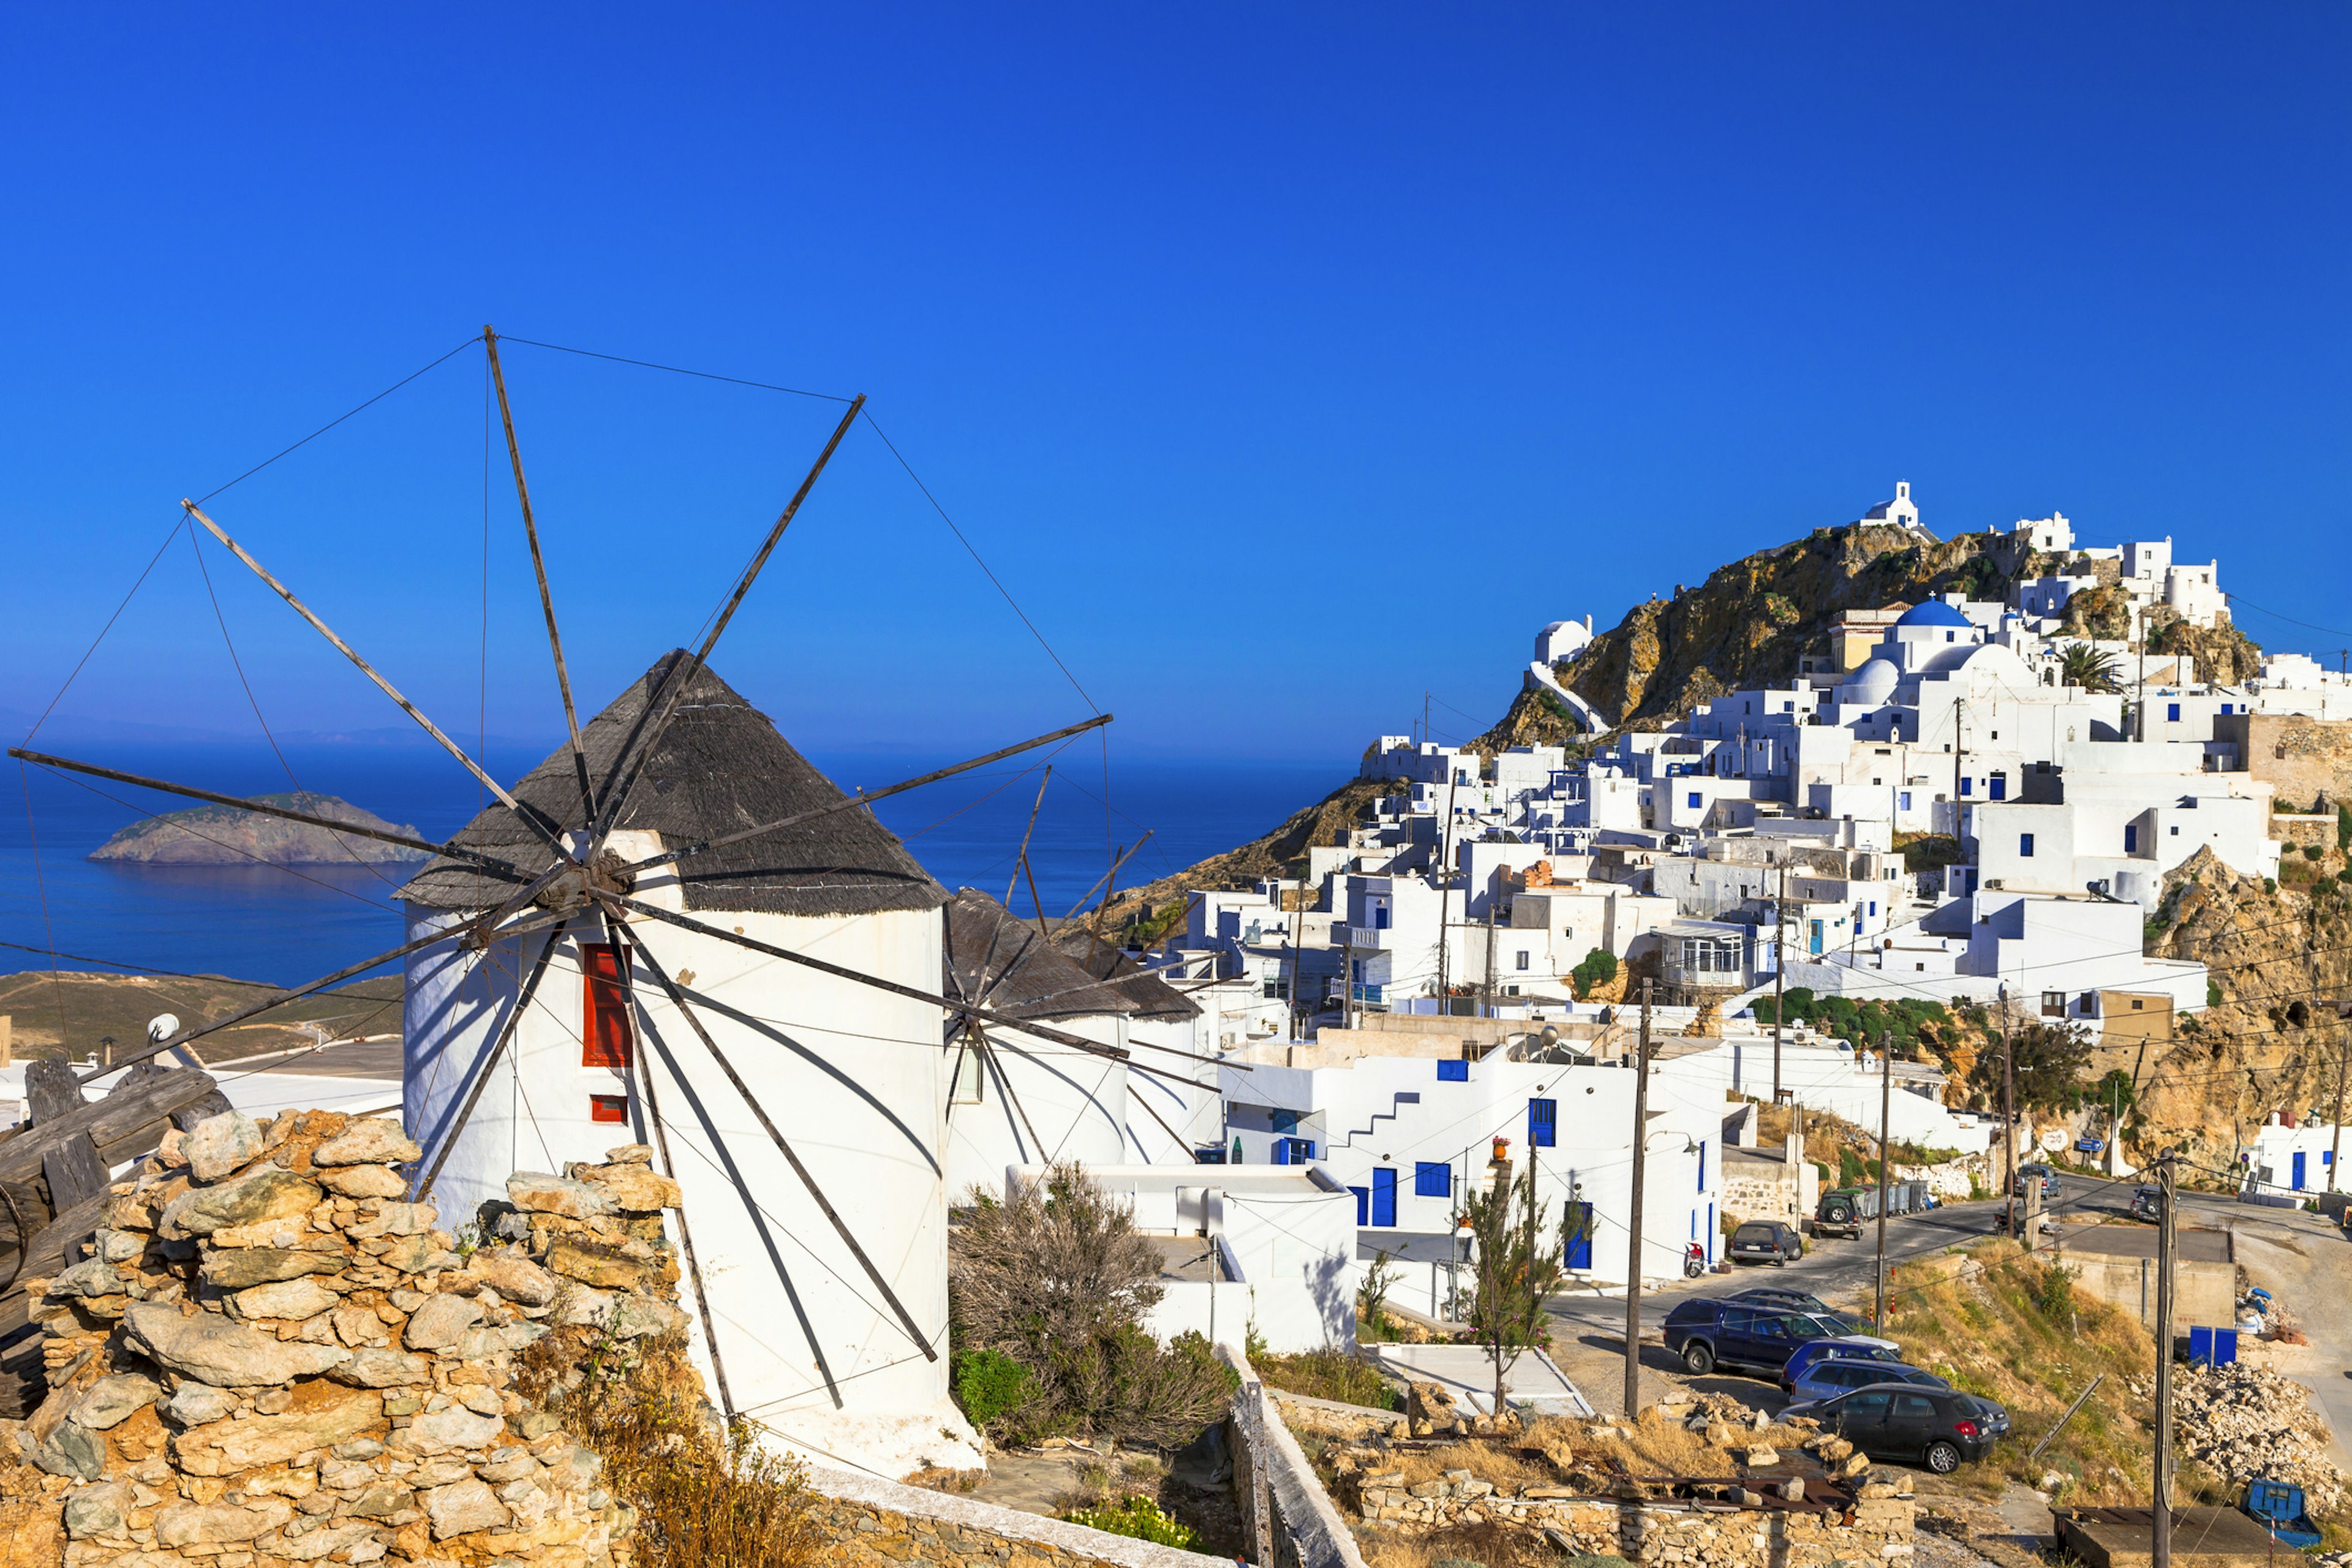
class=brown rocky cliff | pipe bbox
[1551,522,2052,731]
[2134,847,2352,1175]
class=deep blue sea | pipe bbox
[1,741,1335,986]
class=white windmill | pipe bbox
[9,328,1238,1479]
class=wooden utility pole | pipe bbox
[1951,696,1965,845]
[2154,1151,2179,1568]
[2135,606,2149,744]
[1282,854,1307,1037]
[1483,900,1499,1017]
[1772,862,1787,1103]
[2329,1030,2348,1197]
[1435,773,1461,1012]
[2002,1028,2018,1226]
[1875,1030,1893,1327]
[1623,980,1654,1417]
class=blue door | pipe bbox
[1564,1200,1593,1270]
[1372,1167,1398,1227]
[2293,1152,2307,1191]
[1351,1186,1369,1224]
[1809,919,1824,956]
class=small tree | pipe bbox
[1457,1163,1568,1417]
[1357,1248,1400,1338]
[2058,641,2122,693]
[1569,948,1618,1000]
[2337,802,2351,853]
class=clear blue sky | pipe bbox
[4,5,2346,769]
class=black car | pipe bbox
[1727,1221,1804,1267]
[1664,1298,1855,1377]
[1804,1384,2003,1474]
[1728,1286,1833,1313]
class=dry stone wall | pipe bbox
[0,1107,693,1568]
[1343,1473,1917,1568]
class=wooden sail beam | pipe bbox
[981,1028,1187,1164]
[1060,833,1152,927]
[587,396,865,846]
[181,502,570,856]
[601,910,736,1421]
[74,908,567,1087]
[408,930,564,1201]
[619,715,1106,877]
[973,1030,1047,1167]
[1003,766,1054,908]
[613,917,938,1363]
[7,748,536,881]
[603,893,1242,1070]
[484,325,597,824]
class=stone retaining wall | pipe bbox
[1346,1476,1917,1567]
[800,1464,1227,1568]
[1221,1347,1367,1568]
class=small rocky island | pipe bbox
[88,790,429,865]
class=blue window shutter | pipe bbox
[1351,1186,1368,1225]
[1687,792,1702,809]
[1961,777,1972,797]
[1373,1167,1398,1226]
[1272,1140,1291,1167]
[1698,1140,1706,1191]
[2021,833,2035,858]
[1414,1161,1450,1197]
[2168,703,2181,722]
[1438,1060,1469,1082]
[2125,825,2137,853]
[1528,1098,1557,1148]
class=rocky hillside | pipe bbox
[1106,778,1401,937]
[1555,521,2057,731]
[2133,846,2352,1176]
[89,793,425,866]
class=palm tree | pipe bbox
[2059,641,2122,693]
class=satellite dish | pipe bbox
[147,1014,181,1043]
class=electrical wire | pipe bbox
[859,408,1099,715]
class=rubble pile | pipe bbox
[2170,1362,2347,1515]
[0,1107,698,1568]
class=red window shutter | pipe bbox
[581,944,633,1069]
[589,1093,629,1125]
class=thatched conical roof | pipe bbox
[398,651,949,919]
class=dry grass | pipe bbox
[1253,1346,1403,1411]
[1357,1519,1576,1568]
[1879,1238,2198,1508]
[514,1324,823,1568]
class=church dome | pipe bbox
[1837,657,1901,707]
[1895,600,1974,630]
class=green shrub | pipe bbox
[2034,1261,2078,1320]
[2303,843,2325,861]
[2209,979,2224,1006]
[951,1348,1033,1428]
[1569,948,1619,999]
[1064,1494,1199,1550]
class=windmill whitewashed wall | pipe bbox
[401,656,978,1478]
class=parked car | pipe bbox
[1780,1336,1907,1392]
[2013,1163,2061,1199]
[1662,1300,1891,1377]
[1787,1359,1949,1406]
[1727,1286,1836,1316]
[1727,1221,1804,1267]
[1782,1384,2005,1474]
[2130,1185,2163,1223]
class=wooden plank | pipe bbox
[22,1060,83,1125]
[0,1067,219,1193]
[42,1135,107,1213]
